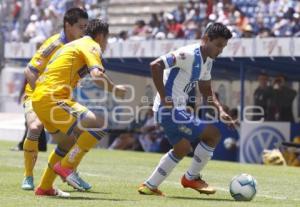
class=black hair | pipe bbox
[86,19,109,38]
[204,22,232,40]
[63,7,88,29]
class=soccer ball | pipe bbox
[229,173,257,201]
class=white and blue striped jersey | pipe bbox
[153,43,213,112]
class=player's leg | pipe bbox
[182,124,221,194]
[35,131,72,190]
[138,138,191,196]
[36,130,92,194]
[22,100,43,190]
[138,108,193,196]
[53,110,105,190]
[35,130,72,197]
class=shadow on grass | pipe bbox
[50,196,133,201]
[62,190,111,194]
[168,195,233,202]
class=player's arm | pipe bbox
[24,37,61,89]
[198,80,235,127]
[24,66,39,89]
[18,78,27,104]
[151,49,186,107]
[150,58,171,106]
[89,68,126,98]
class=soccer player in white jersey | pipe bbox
[138,23,234,196]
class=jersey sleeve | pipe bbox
[160,47,189,69]
[81,44,105,72]
[27,37,61,74]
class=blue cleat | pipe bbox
[22,176,34,190]
[75,172,92,191]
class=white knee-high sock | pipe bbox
[145,150,181,189]
[185,141,214,180]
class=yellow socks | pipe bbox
[38,149,64,190]
[60,131,98,169]
[23,139,38,177]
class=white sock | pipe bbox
[185,141,214,180]
[145,150,181,189]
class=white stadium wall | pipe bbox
[5,38,300,58]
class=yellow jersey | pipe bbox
[32,36,104,102]
[25,32,69,99]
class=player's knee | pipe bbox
[173,139,192,159]
[28,120,43,134]
[27,122,43,140]
[201,125,221,147]
[57,142,74,152]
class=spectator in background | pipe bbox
[241,24,254,38]
[253,73,273,121]
[12,0,22,27]
[166,15,185,39]
[118,30,128,42]
[292,13,300,36]
[269,74,297,122]
[23,14,39,42]
[131,20,151,40]
[172,3,186,24]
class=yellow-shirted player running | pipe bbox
[32,19,127,197]
[22,8,90,193]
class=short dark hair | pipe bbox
[63,8,88,29]
[86,19,109,38]
[204,22,232,40]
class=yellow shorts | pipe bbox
[32,99,88,134]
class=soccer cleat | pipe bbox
[181,174,216,195]
[35,187,70,197]
[53,162,85,191]
[21,176,34,190]
[75,172,92,191]
[138,184,165,196]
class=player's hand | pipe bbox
[114,85,127,99]
[220,110,236,129]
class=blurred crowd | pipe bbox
[120,0,300,41]
[1,0,300,43]
[0,0,106,43]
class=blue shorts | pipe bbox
[156,108,223,146]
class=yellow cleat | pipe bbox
[138,184,165,196]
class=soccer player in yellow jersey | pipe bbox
[22,8,89,191]
[32,19,127,197]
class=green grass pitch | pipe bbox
[0,140,299,207]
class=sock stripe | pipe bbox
[194,155,202,163]
[88,130,106,141]
[55,147,67,157]
[199,141,214,153]
[186,171,198,177]
[146,181,157,189]
[26,132,40,140]
[66,112,88,136]
[168,151,180,163]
